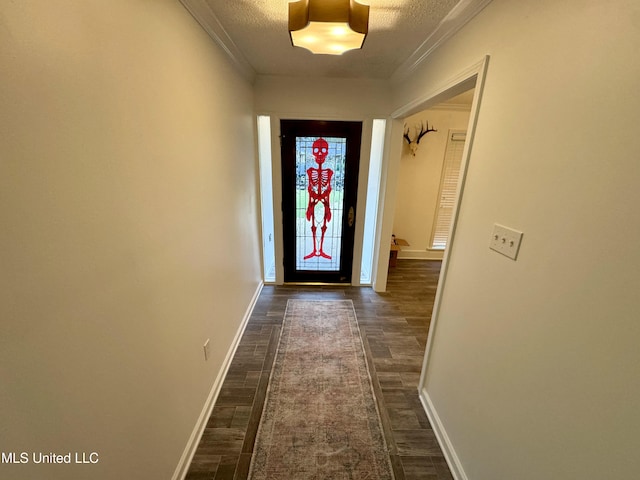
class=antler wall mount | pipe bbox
[403,122,437,156]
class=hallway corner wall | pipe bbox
[0,1,261,479]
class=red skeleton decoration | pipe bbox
[304,138,334,260]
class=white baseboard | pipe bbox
[419,388,468,480]
[398,249,444,260]
[172,281,264,480]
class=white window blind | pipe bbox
[431,131,466,250]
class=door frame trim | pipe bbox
[379,56,490,480]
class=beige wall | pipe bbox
[0,1,261,479]
[391,0,640,478]
[394,107,471,260]
[254,75,391,118]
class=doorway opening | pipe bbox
[393,90,474,263]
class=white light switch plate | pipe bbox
[490,224,523,260]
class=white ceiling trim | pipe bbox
[391,55,487,118]
[391,0,493,83]
[430,103,473,111]
[179,0,256,83]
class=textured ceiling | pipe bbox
[191,0,462,79]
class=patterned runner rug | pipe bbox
[248,299,394,480]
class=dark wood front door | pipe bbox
[281,120,362,283]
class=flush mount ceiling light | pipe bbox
[288,0,370,55]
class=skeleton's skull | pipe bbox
[312,138,329,163]
[409,142,419,156]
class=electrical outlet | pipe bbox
[489,224,523,260]
[203,339,211,361]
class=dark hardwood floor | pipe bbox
[186,259,451,480]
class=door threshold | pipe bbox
[283,282,352,286]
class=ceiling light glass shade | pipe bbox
[289,0,370,55]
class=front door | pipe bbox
[281,120,362,283]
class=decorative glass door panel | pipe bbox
[295,136,345,271]
[281,121,361,283]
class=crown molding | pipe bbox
[391,0,493,84]
[180,0,256,83]
[430,103,472,112]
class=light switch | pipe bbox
[489,224,523,260]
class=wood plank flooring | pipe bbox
[186,259,451,480]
